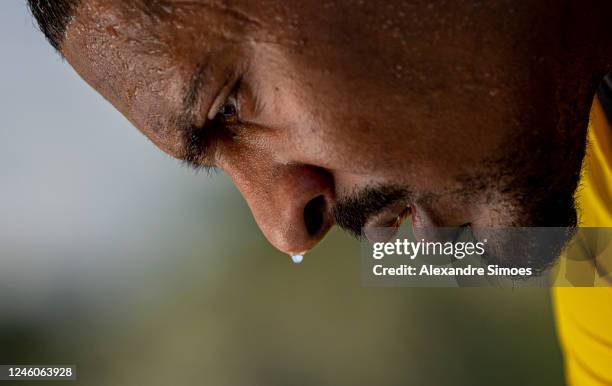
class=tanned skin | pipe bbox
[58,0,612,267]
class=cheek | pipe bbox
[245,46,517,189]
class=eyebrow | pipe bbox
[176,63,216,169]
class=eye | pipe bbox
[216,92,239,124]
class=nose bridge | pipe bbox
[222,153,335,255]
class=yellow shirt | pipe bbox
[553,97,612,385]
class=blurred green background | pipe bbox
[0,1,564,385]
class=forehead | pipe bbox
[61,0,262,155]
[67,0,263,45]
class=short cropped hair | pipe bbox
[27,0,81,52]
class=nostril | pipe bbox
[304,195,327,237]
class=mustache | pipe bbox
[331,185,410,238]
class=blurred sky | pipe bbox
[0,2,565,385]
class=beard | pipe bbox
[332,102,589,275]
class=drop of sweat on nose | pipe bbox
[291,254,304,264]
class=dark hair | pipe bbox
[27,0,81,52]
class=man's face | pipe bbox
[61,0,591,267]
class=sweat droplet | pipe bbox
[291,254,304,264]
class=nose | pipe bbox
[224,161,335,255]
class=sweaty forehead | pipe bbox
[61,0,264,155]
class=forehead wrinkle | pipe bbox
[148,0,263,29]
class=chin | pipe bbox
[471,226,575,275]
